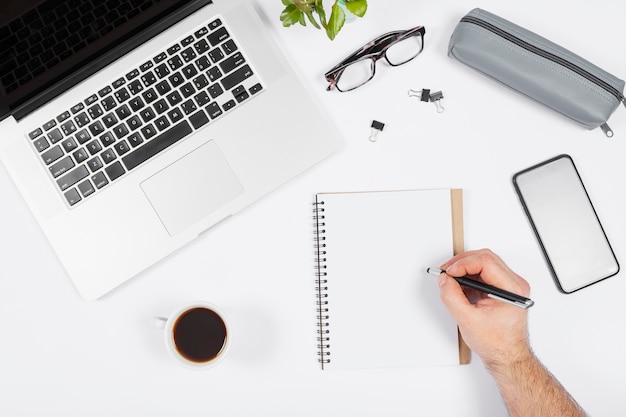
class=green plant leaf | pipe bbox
[326,2,345,40]
[315,0,327,29]
[344,0,367,17]
[281,0,293,6]
[280,4,303,27]
[304,11,322,29]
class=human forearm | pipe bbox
[486,349,587,417]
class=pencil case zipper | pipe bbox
[449,10,625,137]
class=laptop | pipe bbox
[0,0,338,299]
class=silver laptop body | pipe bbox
[0,0,338,299]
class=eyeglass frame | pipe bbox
[325,25,426,92]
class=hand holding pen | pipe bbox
[432,249,533,368]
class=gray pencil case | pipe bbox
[448,8,625,137]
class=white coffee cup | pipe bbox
[155,301,231,370]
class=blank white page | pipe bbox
[317,189,460,370]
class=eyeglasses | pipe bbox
[325,26,426,92]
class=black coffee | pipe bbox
[173,307,227,363]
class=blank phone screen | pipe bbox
[513,155,619,293]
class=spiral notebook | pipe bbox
[313,188,470,370]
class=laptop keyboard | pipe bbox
[26,16,263,208]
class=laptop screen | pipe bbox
[0,0,209,122]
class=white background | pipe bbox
[2,0,626,415]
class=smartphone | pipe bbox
[513,154,619,293]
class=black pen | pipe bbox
[426,267,535,309]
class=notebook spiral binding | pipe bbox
[313,199,331,366]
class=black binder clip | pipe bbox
[369,120,385,142]
[408,88,445,113]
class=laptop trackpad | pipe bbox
[141,141,244,236]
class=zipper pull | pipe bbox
[600,122,614,138]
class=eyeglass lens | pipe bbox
[334,33,423,92]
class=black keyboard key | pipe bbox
[87,156,103,172]
[167,108,183,123]
[43,119,56,131]
[208,19,222,30]
[194,27,209,38]
[193,39,209,55]
[128,80,143,95]
[219,52,245,74]
[102,113,118,128]
[73,148,89,163]
[127,133,143,148]
[221,65,253,90]
[64,188,82,206]
[167,56,183,71]
[50,156,75,178]
[181,36,195,47]
[57,165,88,191]
[167,44,181,56]
[141,71,156,87]
[98,85,112,97]
[142,88,158,104]
[205,102,222,119]
[207,67,222,82]
[208,27,229,46]
[168,72,184,87]
[154,116,170,131]
[42,145,64,165]
[140,124,157,139]
[78,180,95,198]
[57,111,71,123]
[129,97,145,111]
[222,39,237,55]
[74,112,90,128]
[154,52,167,63]
[189,110,209,129]
[86,139,102,155]
[61,137,78,153]
[105,161,125,181]
[33,137,50,152]
[100,131,116,147]
[88,121,104,136]
[209,48,224,64]
[115,104,131,120]
[113,123,129,139]
[140,61,153,72]
[195,56,211,71]
[126,68,139,80]
[29,128,43,139]
[88,104,103,119]
[74,130,90,145]
[122,120,192,170]
[223,99,236,111]
[101,96,117,111]
[47,128,63,144]
[127,115,143,131]
[112,77,126,88]
[180,82,195,98]
[154,63,170,79]
[101,148,117,164]
[208,84,224,99]
[182,64,197,79]
[180,47,196,62]
[153,98,169,115]
[92,172,109,189]
[114,140,130,156]
[82,97,96,107]
[115,87,130,103]
[155,80,171,96]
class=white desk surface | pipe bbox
[2,1,626,415]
